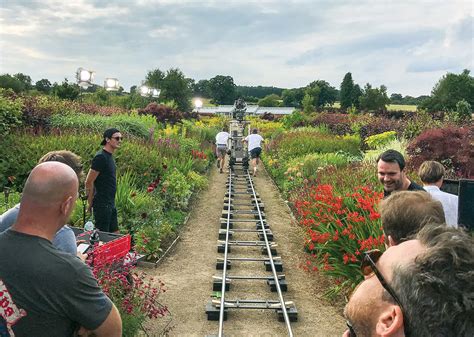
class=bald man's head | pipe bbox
[22,162,79,206]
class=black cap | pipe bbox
[101,128,120,145]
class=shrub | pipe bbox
[162,168,192,210]
[455,99,472,122]
[50,112,152,140]
[365,131,397,149]
[310,113,353,136]
[292,184,384,296]
[0,94,22,136]
[402,109,442,140]
[363,138,408,163]
[407,126,474,178]
[138,102,183,126]
[281,110,309,129]
[267,130,360,162]
[91,261,168,336]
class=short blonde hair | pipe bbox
[418,161,445,184]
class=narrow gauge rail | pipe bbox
[206,163,298,336]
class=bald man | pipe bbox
[0,162,122,337]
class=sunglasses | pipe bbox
[346,249,407,337]
[111,136,123,141]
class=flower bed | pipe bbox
[292,183,384,297]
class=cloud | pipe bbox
[0,0,472,96]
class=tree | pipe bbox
[282,88,305,108]
[306,80,337,108]
[145,68,192,112]
[351,84,363,109]
[390,93,403,104]
[258,94,281,107]
[0,74,25,93]
[420,69,474,112]
[340,72,355,110]
[193,79,211,98]
[145,69,165,89]
[302,91,315,113]
[35,79,52,94]
[13,73,33,90]
[208,75,236,104]
[359,83,390,111]
[51,79,80,101]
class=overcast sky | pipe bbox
[0,0,472,96]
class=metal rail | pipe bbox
[246,170,294,336]
[217,171,233,336]
[211,166,296,337]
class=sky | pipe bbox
[0,0,472,97]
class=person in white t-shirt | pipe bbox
[215,127,230,173]
[418,160,458,227]
[243,128,264,177]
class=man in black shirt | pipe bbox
[85,128,122,233]
[377,149,424,198]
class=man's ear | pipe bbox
[60,196,74,216]
[388,235,397,247]
[376,305,405,336]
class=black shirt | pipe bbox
[91,149,116,206]
[383,180,425,198]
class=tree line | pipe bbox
[1,68,472,114]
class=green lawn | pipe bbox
[331,102,417,112]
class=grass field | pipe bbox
[332,102,417,112]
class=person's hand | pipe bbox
[76,239,87,246]
[77,252,88,262]
[76,326,94,336]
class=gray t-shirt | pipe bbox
[0,204,77,255]
[0,230,112,336]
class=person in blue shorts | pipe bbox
[244,128,264,177]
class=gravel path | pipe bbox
[145,166,346,336]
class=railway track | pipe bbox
[206,163,298,336]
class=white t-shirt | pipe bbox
[216,131,230,146]
[245,134,264,151]
[423,185,458,227]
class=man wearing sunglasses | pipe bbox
[343,224,473,337]
[85,128,122,233]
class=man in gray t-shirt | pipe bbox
[0,162,121,336]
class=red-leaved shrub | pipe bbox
[407,126,474,178]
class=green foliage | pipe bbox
[208,75,236,104]
[402,109,442,140]
[258,94,281,107]
[340,72,355,110]
[282,88,305,108]
[0,74,26,93]
[455,99,472,122]
[162,169,192,210]
[49,112,152,139]
[307,80,338,108]
[365,131,397,149]
[145,67,193,112]
[420,69,474,112]
[267,130,360,163]
[0,94,22,136]
[281,110,308,129]
[134,224,162,261]
[187,170,208,190]
[52,79,80,100]
[302,92,315,113]
[359,84,390,111]
[363,138,408,163]
[35,79,52,94]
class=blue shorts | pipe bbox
[250,147,262,159]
